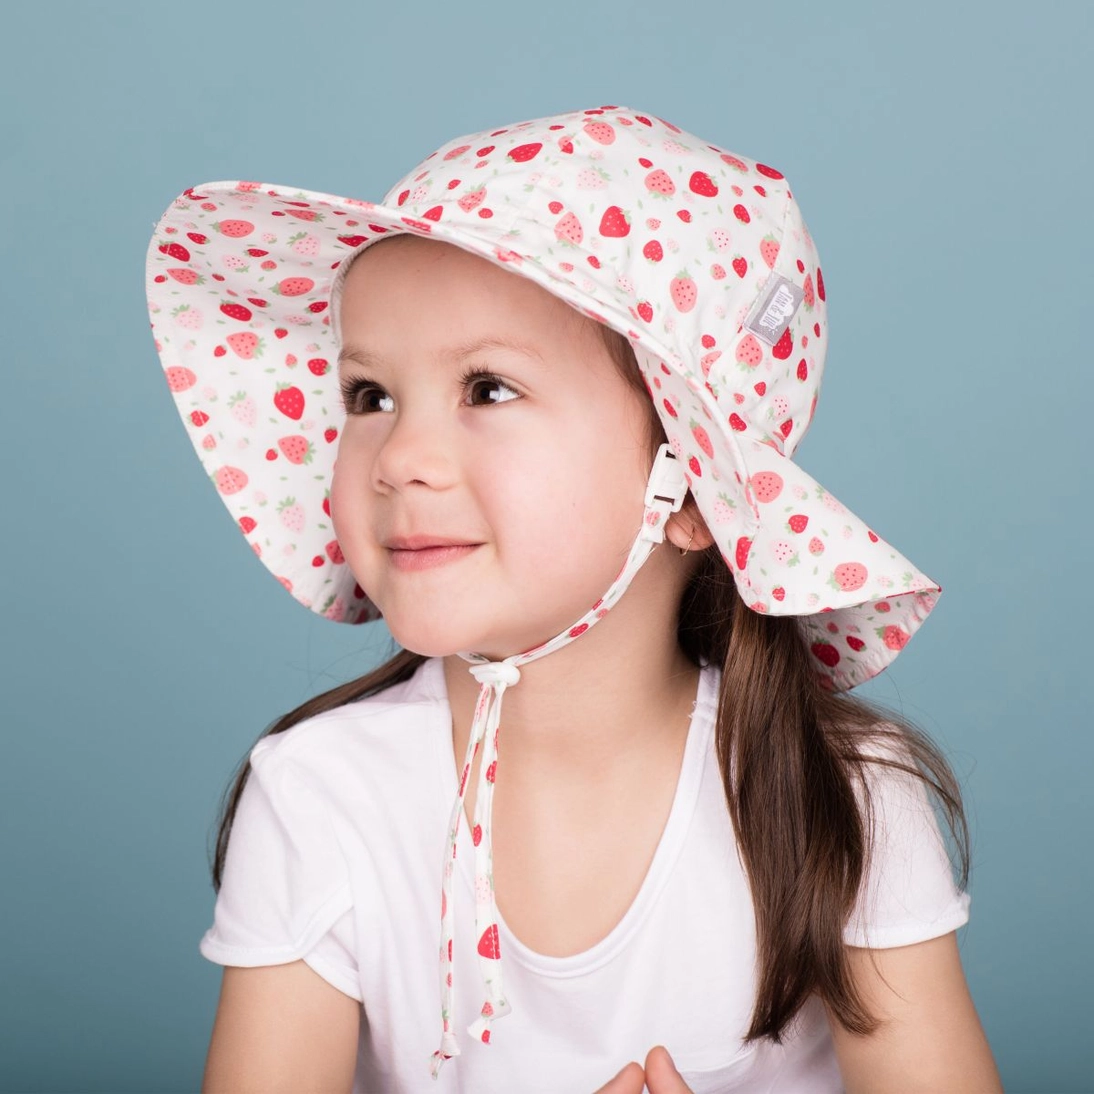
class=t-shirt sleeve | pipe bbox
[841,738,972,949]
[198,735,361,1000]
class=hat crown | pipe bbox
[371,104,826,459]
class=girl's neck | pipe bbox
[442,624,702,786]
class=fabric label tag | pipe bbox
[744,274,804,345]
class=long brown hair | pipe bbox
[206,292,969,1046]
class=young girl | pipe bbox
[146,104,1002,1093]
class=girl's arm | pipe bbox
[202,961,360,1094]
[824,931,1003,1093]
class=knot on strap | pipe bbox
[469,660,522,688]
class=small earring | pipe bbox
[679,529,695,556]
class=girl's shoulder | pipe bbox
[249,656,447,776]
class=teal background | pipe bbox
[2,1,1090,1090]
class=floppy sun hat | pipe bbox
[146,103,942,1075]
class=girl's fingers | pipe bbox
[591,1060,646,1094]
[643,1046,694,1093]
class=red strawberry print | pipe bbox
[662,397,677,418]
[219,302,252,322]
[325,539,345,564]
[308,357,330,376]
[816,267,826,301]
[796,359,808,381]
[547,200,564,214]
[772,328,793,360]
[689,170,718,197]
[734,536,752,570]
[245,248,269,258]
[755,163,785,179]
[485,760,497,783]
[772,586,786,601]
[478,925,501,959]
[273,384,305,420]
[189,410,209,427]
[729,413,747,432]
[158,242,190,262]
[307,301,328,313]
[642,240,663,262]
[186,232,208,245]
[846,636,866,652]
[472,824,482,846]
[688,455,702,477]
[239,516,257,534]
[636,301,654,323]
[557,137,574,154]
[337,234,368,247]
[423,205,444,221]
[324,428,338,443]
[599,205,630,237]
[732,256,748,278]
[811,642,840,668]
[732,204,750,223]
[788,514,808,533]
[508,142,543,162]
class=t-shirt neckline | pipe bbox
[427,655,718,978]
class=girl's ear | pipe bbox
[664,497,715,552]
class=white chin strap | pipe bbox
[430,443,688,1079]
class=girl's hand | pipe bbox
[592,1047,695,1094]
[643,1046,695,1093]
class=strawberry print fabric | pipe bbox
[146,102,941,695]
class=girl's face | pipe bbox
[331,235,666,660]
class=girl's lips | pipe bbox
[388,543,481,571]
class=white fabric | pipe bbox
[199,657,971,1093]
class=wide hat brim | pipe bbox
[146,107,940,691]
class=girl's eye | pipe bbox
[339,371,520,415]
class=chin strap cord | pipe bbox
[429,443,687,1079]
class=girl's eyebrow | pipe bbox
[337,335,546,371]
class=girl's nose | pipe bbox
[370,405,459,493]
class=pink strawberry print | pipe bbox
[583,120,616,144]
[167,268,203,285]
[644,169,675,197]
[831,562,868,591]
[278,497,305,532]
[881,625,910,650]
[735,334,763,368]
[165,366,197,392]
[599,205,630,237]
[689,419,713,458]
[750,470,783,502]
[808,536,825,555]
[213,219,254,238]
[458,188,486,213]
[273,276,315,297]
[670,271,697,312]
[213,466,248,495]
[273,384,305,420]
[554,211,583,244]
[225,332,263,359]
[277,435,315,464]
[759,235,780,268]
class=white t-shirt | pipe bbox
[199,656,971,1093]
